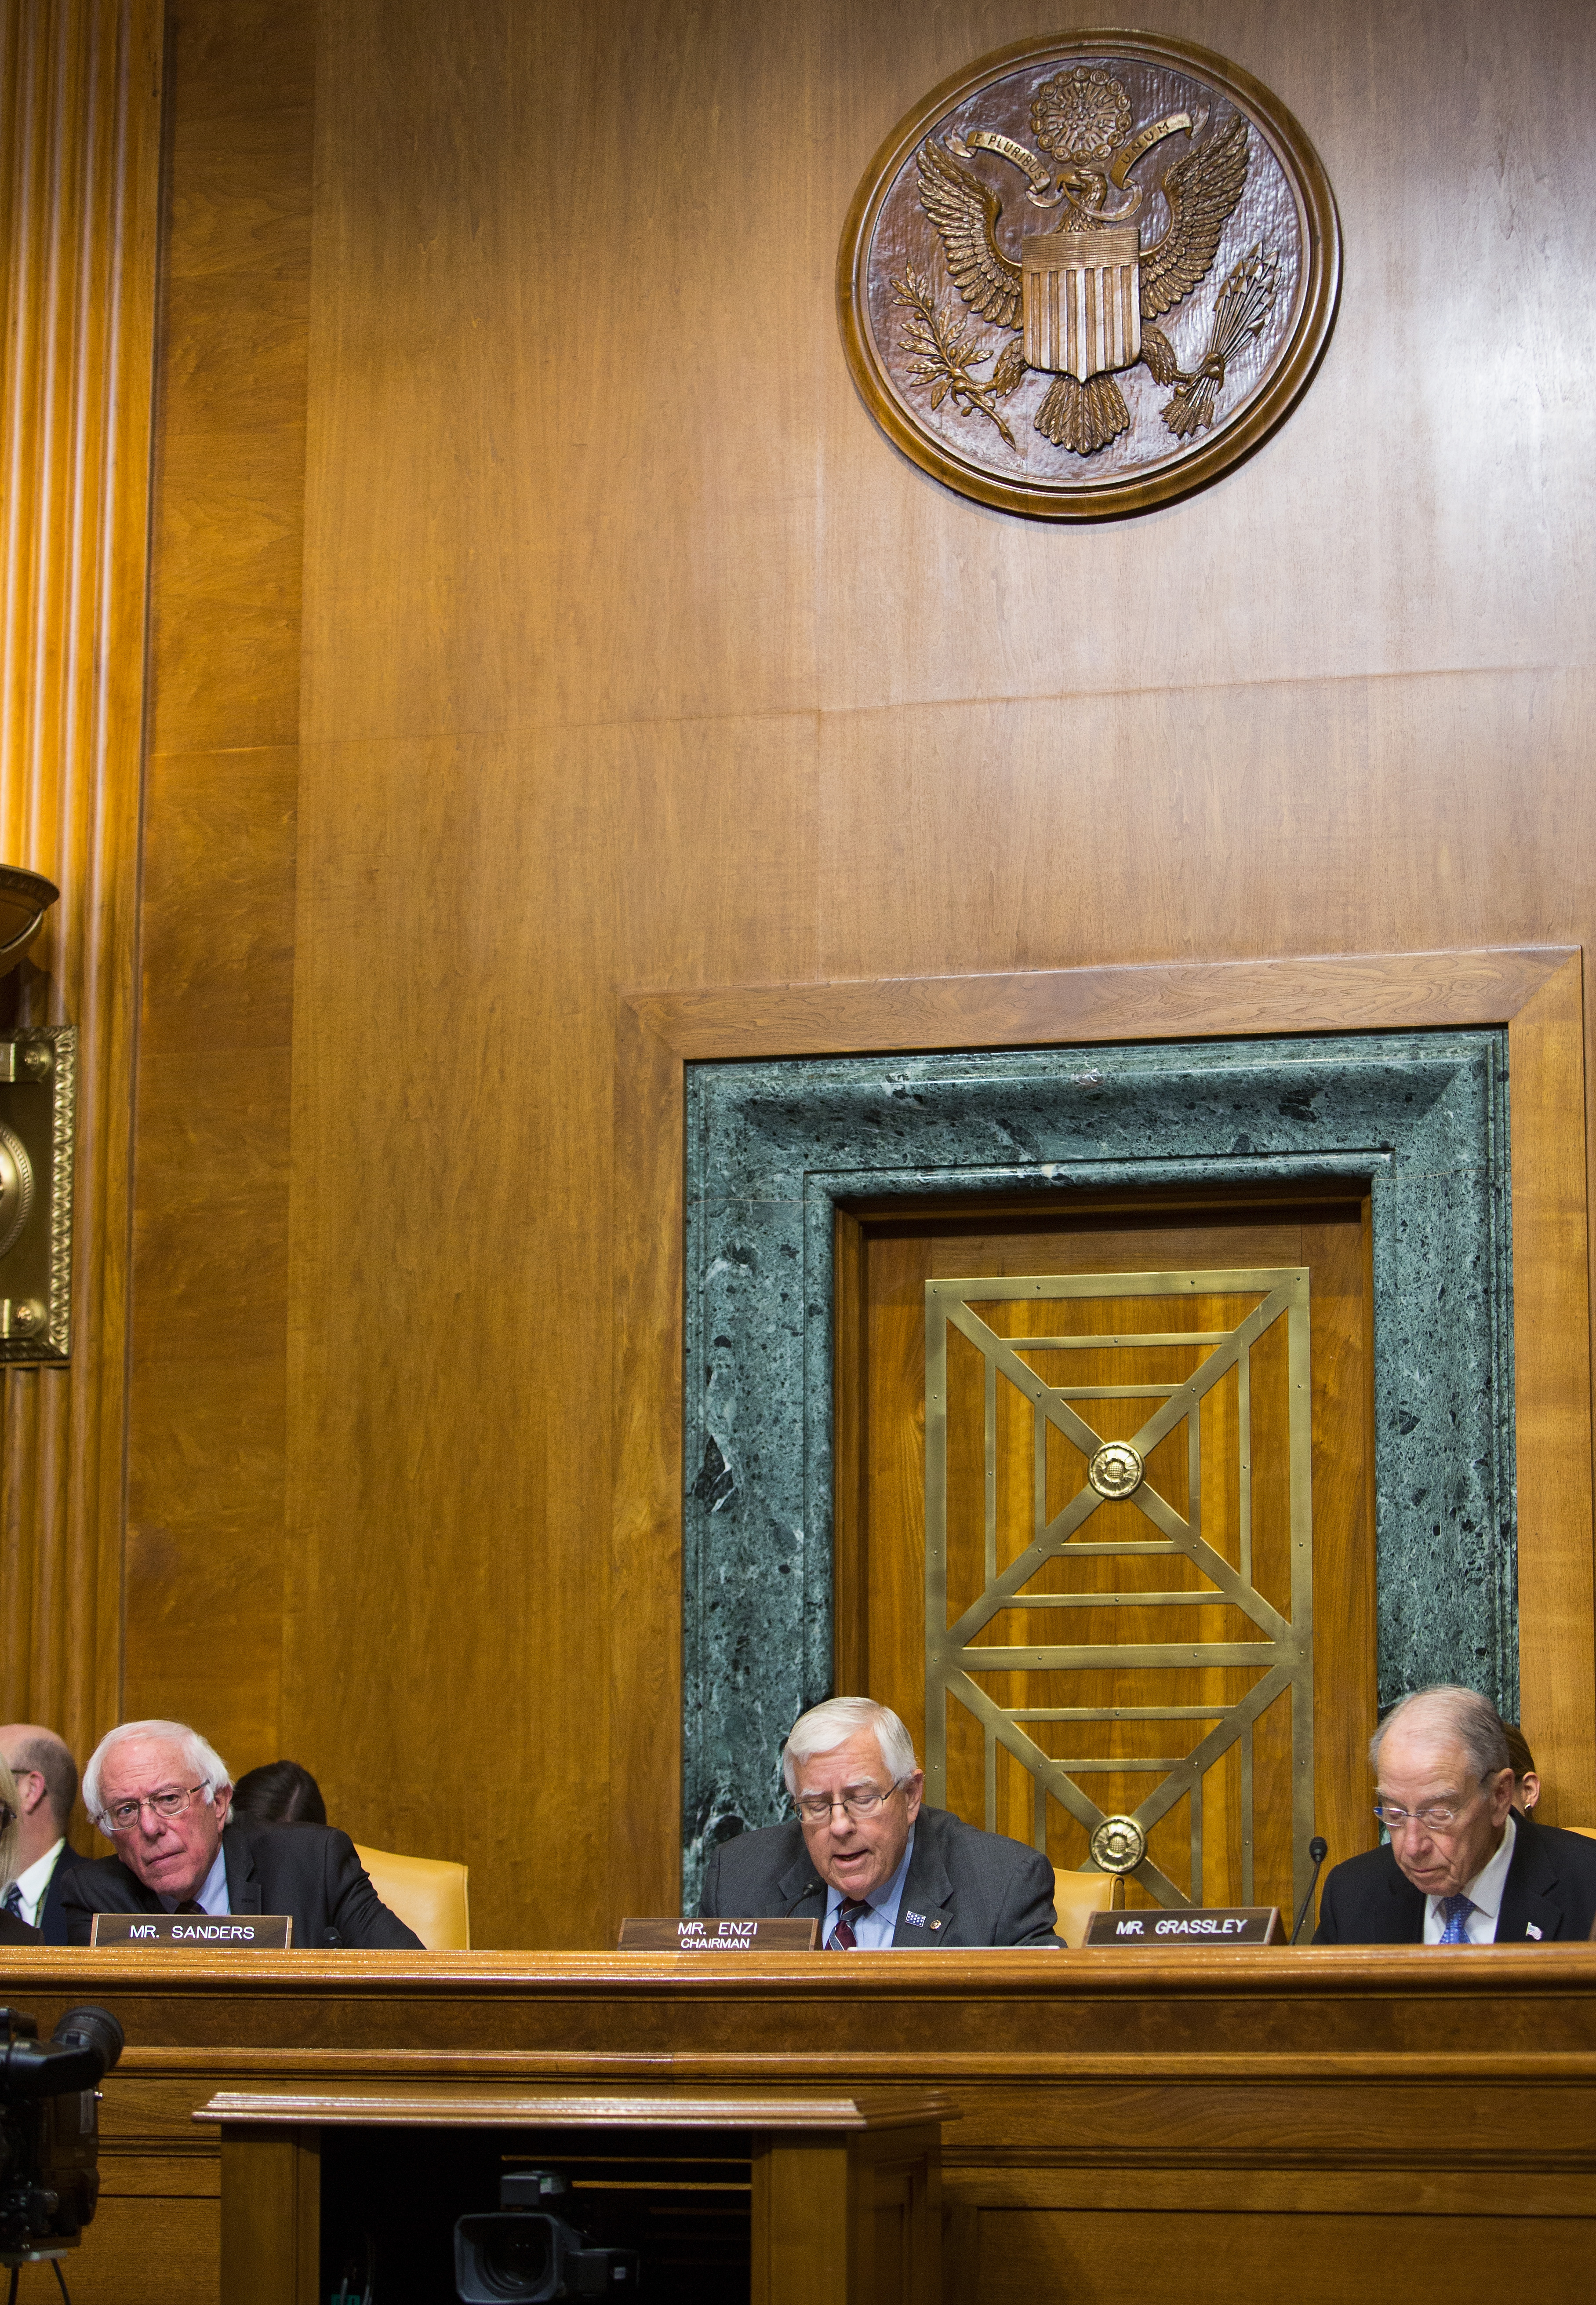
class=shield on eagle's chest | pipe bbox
[1022,223,1141,382]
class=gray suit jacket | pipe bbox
[699,1804,1060,1947]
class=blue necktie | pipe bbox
[2,1883,23,1923]
[1438,1893,1474,1944]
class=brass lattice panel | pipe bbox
[924,1268,1313,1913]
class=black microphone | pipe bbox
[782,1878,822,1917]
[1290,1837,1329,1945]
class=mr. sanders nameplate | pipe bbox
[89,1913,294,1948]
[837,29,1339,518]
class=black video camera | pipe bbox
[454,2168,639,2301]
[0,2006,124,2268]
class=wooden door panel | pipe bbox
[840,1197,1375,1915]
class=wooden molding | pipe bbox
[614,946,1593,1913]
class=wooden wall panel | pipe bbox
[116,0,1596,1947]
[124,0,312,1769]
[0,0,160,1765]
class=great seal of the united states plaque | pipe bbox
[837,30,1339,519]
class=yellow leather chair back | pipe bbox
[1562,1824,1596,1839]
[353,1843,470,1949]
[1053,1866,1122,1946]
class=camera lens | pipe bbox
[477,2224,551,2297]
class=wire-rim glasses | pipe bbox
[794,1778,905,1825]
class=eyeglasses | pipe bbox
[794,1780,904,1824]
[102,1784,207,1832]
[1372,1781,1488,1833]
[0,1801,13,1835]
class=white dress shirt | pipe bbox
[157,1841,229,1916]
[1422,1809,1516,1943]
[823,1828,916,1949]
[5,1836,65,1929]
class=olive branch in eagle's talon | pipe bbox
[892,269,1022,450]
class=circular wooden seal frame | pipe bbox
[837,29,1340,520]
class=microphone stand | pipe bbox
[1289,1837,1329,1944]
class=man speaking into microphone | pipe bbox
[1314,1685,1596,1945]
[699,1697,1059,1948]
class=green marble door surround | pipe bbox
[682,1031,1513,1908]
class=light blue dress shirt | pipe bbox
[823,1828,916,1948]
[158,1841,228,1915]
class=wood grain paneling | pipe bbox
[0,0,161,1768]
[124,0,313,1775]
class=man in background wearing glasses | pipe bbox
[1314,1684,1596,1944]
[699,1696,1059,1948]
[62,1719,421,1950]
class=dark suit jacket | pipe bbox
[1314,1815,1596,1945]
[699,1804,1060,1947]
[33,1840,94,1947]
[62,1818,422,1950]
[0,1906,40,1945]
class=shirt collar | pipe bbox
[823,1826,916,1930]
[11,1836,65,1908]
[157,1838,229,1916]
[1425,1806,1516,1923]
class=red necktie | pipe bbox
[826,1897,870,1950]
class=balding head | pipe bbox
[0,1724,77,1832]
[1370,1686,1509,1783]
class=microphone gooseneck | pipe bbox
[782,1877,822,1918]
[1290,1835,1330,1945]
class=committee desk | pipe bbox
[3,1945,1596,2304]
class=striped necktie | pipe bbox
[1438,1893,1474,1944]
[2,1883,22,1923]
[826,1897,870,1950]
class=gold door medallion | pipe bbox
[838,31,1339,518]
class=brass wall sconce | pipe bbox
[0,867,73,1364]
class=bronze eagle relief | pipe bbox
[837,33,1339,519]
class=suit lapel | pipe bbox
[224,1828,263,1916]
[892,1823,954,1946]
[1384,1856,1427,1942]
[774,1849,825,1923]
[1497,1819,1563,1942]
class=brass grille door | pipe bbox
[924,1269,1314,1913]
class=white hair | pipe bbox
[781,1698,916,1795]
[83,1719,231,1828]
[0,1750,18,1889]
[1370,1685,1509,1784]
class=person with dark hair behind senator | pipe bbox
[231,1758,328,1829]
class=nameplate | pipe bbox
[89,1913,294,1949]
[1085,1907,1283,1946]
[618,1917,819,1952]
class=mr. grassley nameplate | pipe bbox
[837,29,1340,517]
[618,1919,820,1952]
[1086,1907,1283,1946]
[89,1913,294,1948]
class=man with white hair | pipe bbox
[62,1719,422,1950]
[1314,1684,1596,1944]
[699,1697,1059,1947]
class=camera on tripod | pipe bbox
[0,2006,124,2269]
[454,2167,639,2300]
